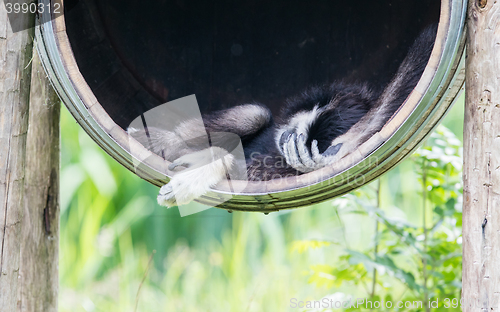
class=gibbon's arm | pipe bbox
[129,104,273,207]
[279,24,437,172]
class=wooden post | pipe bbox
[463,0,500,310]
[0,4,60,311]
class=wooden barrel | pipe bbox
[37,0,466,211]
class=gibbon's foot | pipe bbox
[281,131,343,173]
[157,184,177,207]
[157,147,235,207]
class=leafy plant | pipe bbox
[296,125,463,311]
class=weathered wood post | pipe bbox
[463,0,500,310]
[0,3,60,311]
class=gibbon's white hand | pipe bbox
[281,131,342,173]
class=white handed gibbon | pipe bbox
[129,24,437,207]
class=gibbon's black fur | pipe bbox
[129,24,437,206]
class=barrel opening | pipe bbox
[43,0,468,210]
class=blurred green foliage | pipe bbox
[299,125,462,312]
[59,95,464,312]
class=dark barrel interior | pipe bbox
[64,0,440,129]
